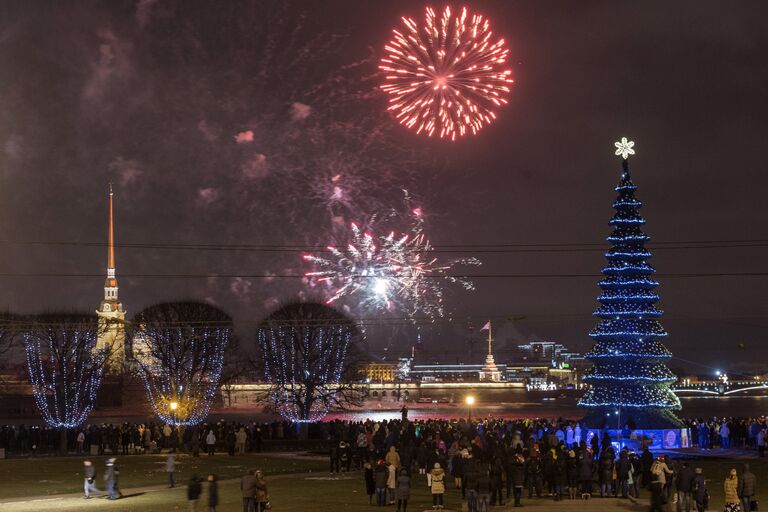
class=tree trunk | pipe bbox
[59,427,68,455]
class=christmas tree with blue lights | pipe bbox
[579,138,682,429]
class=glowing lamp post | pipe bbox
[170,401,178,426]
[466,395,475,422]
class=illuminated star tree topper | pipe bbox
[614,137,636,160]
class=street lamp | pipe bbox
[466,395,475,422]
[170,401,178,425]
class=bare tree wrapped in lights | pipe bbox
[23,313,110,451]
[130,302,231,426]
[257,302,364,423]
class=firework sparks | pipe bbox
[379,6,514,140]
[303,214,480,319]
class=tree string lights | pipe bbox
[579,139,682,428]
[23,314,108,429]
[130,302,231,426]
[303,207,480,320]
[258,302,363,423]
[380,5,514,140]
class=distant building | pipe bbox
[95,184,127,373]
[363,362,396,382]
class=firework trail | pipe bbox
[303,204,480,320]
[380,6,514,140]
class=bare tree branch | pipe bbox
[256,301,366,422]
[128,301,232,425]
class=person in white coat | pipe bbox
[206,430,216,456]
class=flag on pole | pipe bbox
[480,321,491,331]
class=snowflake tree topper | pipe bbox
[614,137,636,160]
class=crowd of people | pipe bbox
[321,416,762,512]
[2,415,768,456]
[1,415,766,511]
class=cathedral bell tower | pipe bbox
[96,183,126,372]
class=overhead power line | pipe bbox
[0,271,766,279]
[1,238,767,254]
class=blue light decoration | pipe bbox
[258,302,359,423]
[130,302,231,426]
[23,315,106,428]
[579,146,682,429]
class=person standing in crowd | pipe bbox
[374,460,388,506]
[490,457,505,506]
[676,462,695,512]
[167,453,176,488]
[83,460,100,499]
[477,462,492,512]
[255,470,269,512]
[740,463,756,512]
[693,467,708,512]
[615,449,629,499]
[599,449,614,498]
[187,474,202,512]
[207,474,218,512]
[206,430,216,456]
[364,461,376,504]
[566,450,579,500]
[629,451,641,498]
[236,427,247,455]
[650,456,673,512]
[464,454,479,512]
[77,431,85,454]
[241,469,257,512]
[641,447,654,488]
[510,451,525,508]
[431,462,446,510]
[578,448,594,498]
[387,461,398,505]
[396,468,411,512]
[724,468,740,512]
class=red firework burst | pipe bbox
[379,6,514,140]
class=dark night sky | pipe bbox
[1,1,766,373]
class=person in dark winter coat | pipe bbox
[615,450,630,498]
[104,458,119,500]
[464,457,480,512]
[641,447,654,488]
[241,469,258,512]
[510,452,526,507]
[490,458,505,505]
[526,451,543,498]
[207,474,218,512]
[693,467,707,512]
[477,463,492,512]
[374,460,388,506]
[83,460,100,499]
[187,474,202,512]
[552,450,568,500]
[740,463,757,512]
[364,462,376,504]
[676,462,695,512]
[396,469,411,512]
[578,450,594,497]
[566,450,579,500]
[599,452,614,497]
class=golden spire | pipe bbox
[108,182,115,270]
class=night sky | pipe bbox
[1,1,766,373]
